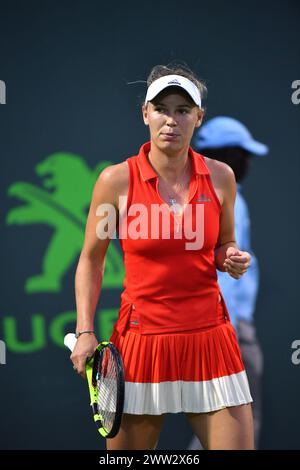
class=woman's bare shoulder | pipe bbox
[96,160,129,193]
[203,156,236,206]
[203,156,235,186]
[98,161,128,183]
[91,160,129,209]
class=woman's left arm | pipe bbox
[214,163,251,280]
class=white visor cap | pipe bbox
[145,75,201,107]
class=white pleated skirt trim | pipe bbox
[123,370,253,415]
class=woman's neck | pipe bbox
[147,142,191,184]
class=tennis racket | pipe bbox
[64,333,125,439]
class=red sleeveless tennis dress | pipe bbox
[110,141,252,414]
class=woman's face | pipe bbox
[142,88,203,153]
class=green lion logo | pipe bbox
[6,152,124,293]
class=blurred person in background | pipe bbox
[188,116,268,450]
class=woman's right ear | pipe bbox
[142,104,149,126]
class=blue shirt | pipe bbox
[217,184,259,329]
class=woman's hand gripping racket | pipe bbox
[64,333,125,439]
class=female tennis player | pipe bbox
[71,64,254,450]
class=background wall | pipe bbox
[0,0,299,450]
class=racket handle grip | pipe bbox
[64,333,77,352]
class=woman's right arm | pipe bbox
[71,165,121,378]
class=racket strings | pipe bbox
[96,348,118,433]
